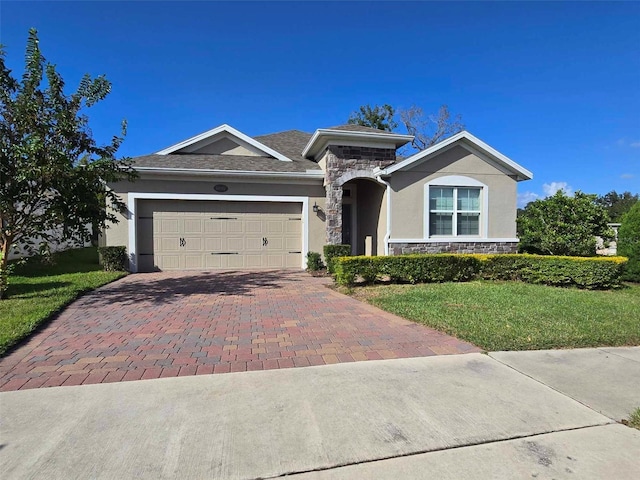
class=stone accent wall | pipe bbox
[389,241,519,255]
[325,145,396,244]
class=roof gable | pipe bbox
[155,124,292,162]
[380,131,533,181]
[302,127,414,160]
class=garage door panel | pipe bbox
[184,237,202,251]
[266,254,285,268]
[205,237,223,251]
[265,221,284,234]
[245,255,263,268]
[206,254,222,268]
[226,237,244,251]
[285,237,302,250]
[184,254,204,269]
[245,220,262,233]
[286,220,301,233]
[285,255,300,268]
[161,237,180,252]
[226,221,244,234]
[160,219,179,233]
[204,220,223,234]
[246,237,263,250]
[159,255,181,270]
[139,200,302,271]
[227,255,245,268]
[267,238,284,250]
[184,219,202,234]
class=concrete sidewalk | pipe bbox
[1,352,639,479]
[490,347,640,421]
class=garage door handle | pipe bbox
[180,238,186,247]
[262,237,268,246]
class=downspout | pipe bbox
[375,174,392,256]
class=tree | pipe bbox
[595,191,639,223]
[347,104,397,131]
[617,201,640,282]
[517,191,613,256]
[347,103,464,151]
[398,104,464,150]
[0,29,135,298]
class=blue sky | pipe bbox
[2,1,639,206]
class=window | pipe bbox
[429,186,481,237]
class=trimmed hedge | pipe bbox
[480,254,627,289]
[97,246,128,272]
[323,244,351,274]
[334,253,627,290]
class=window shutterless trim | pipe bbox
[424,176,489,239]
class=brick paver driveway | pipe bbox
[0,271,479,391]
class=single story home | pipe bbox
[104,124,533,272]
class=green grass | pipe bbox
[0,247,126,356]
[625,408,640,430]
[348,281,640,351]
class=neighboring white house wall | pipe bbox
[596,223,621,256]
[8,227,93,260]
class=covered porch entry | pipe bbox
[337,177,386,256]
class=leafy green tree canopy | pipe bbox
[0,29,135,297]
[517,191,613,256]
[347,104,397,131]
[617,201,640,282]
[595,190,639,223]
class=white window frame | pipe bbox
[424,176,489,239]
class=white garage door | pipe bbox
[137,200,303,271]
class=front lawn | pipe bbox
[348,281,640,351]
[0,247,126,356]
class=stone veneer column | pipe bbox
[324,145,396,245]
[326,184,343,244]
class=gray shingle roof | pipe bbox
[132,153,321,172]
[131,129,323,173]
[253,130,312,161]
[131,126,402,173]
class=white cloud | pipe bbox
[616,138,640,148]
[621,173,635,179]
[517,191,539,208]
[542,182,573,197]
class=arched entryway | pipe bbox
[340,178,386,255]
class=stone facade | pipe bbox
[389,241,519,255]
[324,145,396,244]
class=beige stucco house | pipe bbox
[104,124,533,272]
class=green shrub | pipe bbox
[323,244,351,274]
[306,251,324,271]
[333,253,626,289]
[618,202,640,282]
[335,254,480,286]
[97,246,128,271]
[480,254,627,289]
